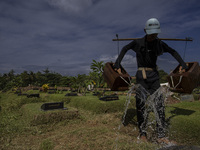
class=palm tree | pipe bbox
[90,60,105,88]
[90,60,104,73]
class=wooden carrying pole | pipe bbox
[112,38,193,41]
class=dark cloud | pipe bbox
[0,0,200,76]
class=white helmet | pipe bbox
[145,18,161,35]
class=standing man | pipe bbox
[114,18,187,144]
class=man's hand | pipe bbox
[114,68,122,74]
[179,66,186,74]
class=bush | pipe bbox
[42,84,49,92]
[193,94,200,101]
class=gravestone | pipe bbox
[99,95,119,101]
[41,102,66,111]
[48,89,57,94]
[27,94,40,98]
[18,93,28,96]
[65,92,78,96]
[180,94,194,101]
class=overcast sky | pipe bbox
[0,0,200,76]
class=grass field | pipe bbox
[0,90,200,150]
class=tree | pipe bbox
[37,69,62,86]
[35,71,46,86]
[43,68,50,74]
[20,71,30,86]
[76,74,88,94]
[59,76,71,87]
[7,69,15,81]
[45,72,62,86]
[0,70,18,91]
[158,69,168,83]
[90,60,105,87]
[0,74,7,90]
[90,60,104,73]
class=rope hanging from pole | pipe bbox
[116,34,120,67]
[182,37,193,61]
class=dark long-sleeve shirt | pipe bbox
[114,36,188,70]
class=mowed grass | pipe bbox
[0,90,200,150]
[165,101,200,145]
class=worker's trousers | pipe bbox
[135,71,165,138]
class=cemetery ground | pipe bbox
[0,88,200,150]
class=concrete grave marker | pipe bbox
[41,102,67,111]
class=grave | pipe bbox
[65,92,78,96]
[27,93,40,98]
[21,103,79,126]
[17,93,28,96]
[48,89,57,94]
[41,102,66,111]
[99,95,119,101]
[180,94,194,101]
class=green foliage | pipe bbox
[69,74,89,94]
[59,76,71,87]
[193,93,200,101]
[0,59,106,91]
[90,60,105,88]
[158,69,168,83]
[90,60,104,73]
[20,71,36,86]
[0,69,63,91]
[42,84,49,92]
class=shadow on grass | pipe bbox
[122,108,137,126]
[158,145,200,150]
[123,107,196,127]
[170,107,195,116]
[166,106,195,125]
